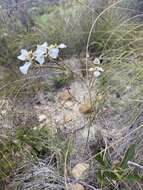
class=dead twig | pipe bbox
[128,161,143,171]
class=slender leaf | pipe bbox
[126,173,141,182]
[120,144,136,169]
[95,152,111,168]
[103,170,121,180]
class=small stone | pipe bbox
[72,163,89,179]
[64,115,73,123]
[79,101,92,114]
[96,94,103,101]
[68,183,85,190]
[59,90,73,102]
[38,114,47,122]
[64,101,74,108]
[1,110,7,115]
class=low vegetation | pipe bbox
[0,0,143,189]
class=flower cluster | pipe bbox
[17,42,67,75]
[89,58,104,77]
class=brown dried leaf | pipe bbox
[59,90,73,102]
[79,101,92,114]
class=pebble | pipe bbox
[64,114,73,123]
[38,114,47,122]
[72,163,89,179]
[68,183,85,190]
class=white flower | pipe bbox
[19,62,32,75]
[89,66,104,78]
[48,48,59,59]
[89,67,104,72]
[34,42,48,65]
[17,49,29,61]
[95,67,104,72]
[35,56,45,65]
[89,68,95,72]
[35,42,48,55]
[48,43,67,59]
[18,49,33,74]
[58,43,67,49]
[3,33,8,37]
[18,42,67,74]
[93,57,100,65]
[93,70,101,77]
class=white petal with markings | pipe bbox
[19,62,32,75]
[48,48,59,59]
[17,49,29,61]
[35,55,45,65]
[93,70,101,77]
[58,43,67,49]
[35,42,48,56]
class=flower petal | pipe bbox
[95,67,104,72]
[48,48,59,59]
[19,62,31,75]
[35,42,48,56]
[58,43,67,49]
[89,68,95,72]
[35,55,45,65]
[93,57,100,65]
[42,42,48,48]
[17,49,29,61]
[93,70,101,78]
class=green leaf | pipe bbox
[96,170,105,187]
[120,144,136,169]
[126,173,141,182]
[104,170,120,180]
[95,152,111,168]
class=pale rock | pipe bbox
[72,163,89,179]
[1,110,7,115]
[96,94,103,101]
[68,183,85,190]
[38,114,47,122]
[64,114,73,123]
[64,101,74,108]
